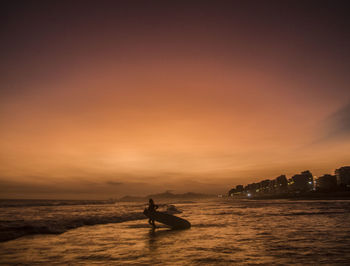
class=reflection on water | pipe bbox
[1,199,350,265]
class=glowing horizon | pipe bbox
[1,1,350,199]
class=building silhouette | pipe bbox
[316,174,337,191]
[228,166,350,198]
[335,166,350,189]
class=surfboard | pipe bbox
[143,208,191,229]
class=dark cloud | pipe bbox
[307,101,350,146]
[106,181,123,186]
[325,102,350,140]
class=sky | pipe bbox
[1,0,350,199]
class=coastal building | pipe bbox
[289,170,313,192]
[335,166,350,188]
[228,188,235,197]
[229,167,349,199]
[287,178,294,190]
[316,174,337,191]
[244,183,258,196]
[275,175,288,192]
[228,185,244,197]
[268,179,276,193]
[257,180,270,193]
[236,185,244,193]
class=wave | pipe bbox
[0,212,146,242]
[283,211,346,216]
[193,223,228,228]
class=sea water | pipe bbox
[1,199,350,265]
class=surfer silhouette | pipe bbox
[148,198,158,227]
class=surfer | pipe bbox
[147,198,158,227]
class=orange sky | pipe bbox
[1,1,350,199]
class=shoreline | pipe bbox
[245,191,350,200]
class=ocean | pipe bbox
[1,198,350,265]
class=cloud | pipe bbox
[325,102,350,139]
[313,101,350,144]
[106,181,123,186]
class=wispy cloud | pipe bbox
[307,101,350,146]
[323,102,350,141]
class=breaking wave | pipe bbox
[0,212,145,242]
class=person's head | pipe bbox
[149,198,154,204]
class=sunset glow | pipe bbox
[1,1,350,199]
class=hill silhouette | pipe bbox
[118,191,215,202]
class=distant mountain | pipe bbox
[117,195,145,202]
[117,191,215,202]
[147,191,214,199]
